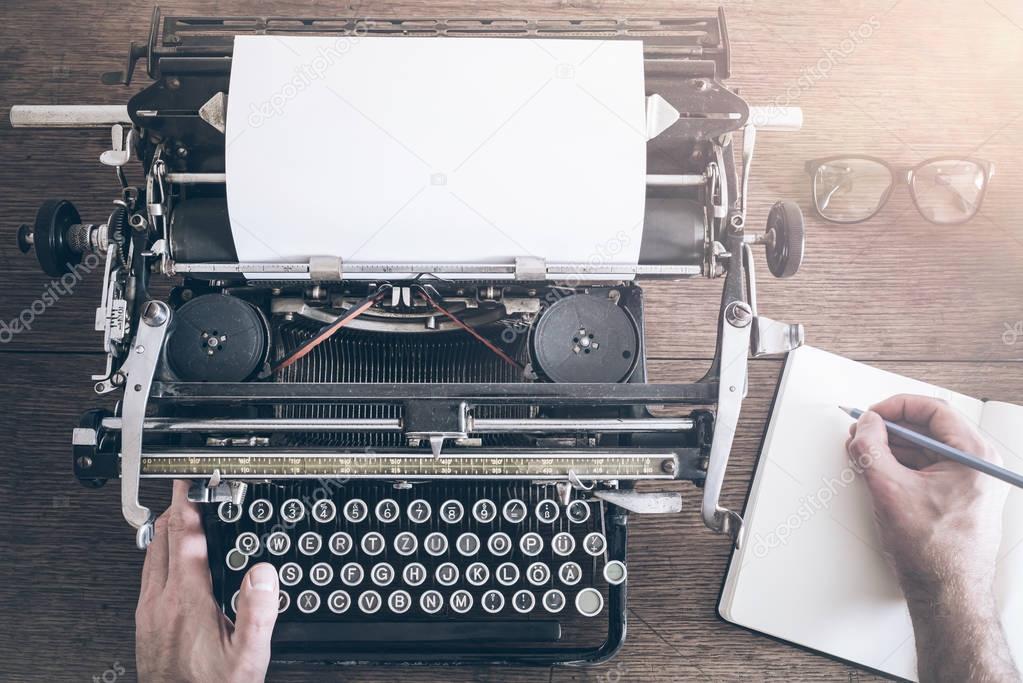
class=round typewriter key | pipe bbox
[403,562,427,587]
[450,589,473,614]
[278,590,290,613]
[327,590,350,614]
[375,498,400,523]
[559,561,582,586]
[266,531,291,556]
[311,499,337,523]
[218,501,243,524]
[298,531,322,556]
[358,590,382,614]
[230,590,240,615]
[603,560,627,585]
[371,562,395,587]
[343,498,368,523]
[575,587,604,617]
[298,590,321,614]
[520,532,543,557]
[424,532,448,556]
[236,531,260,556]
[566,500,590,523]
[583,532,607,556]
[552,532,576,557]
[543,589,566,613]
[420,590,444,614]
[496,562,520,586]
[440,500,464,524]
[361,531,385,556]
[340,562,364,587]
[328,531,353,556]
[435,562,459,587]
[280,498,305,524]
[502,499,527,523]
[225,548,248,571]
[527,562,551,586]
[248,499,273,523]
[310,562,334,587]
[482,589,505,614]
[407,499,431,524]
[487,532,512,556]
[535,499,560,523]
[465,562,489,586]
[456,532,480,556]
[388,589,412,614]
[279,562,303,587]
[512,590,535,614]
[472,499,497,523]
[394,531,418,556]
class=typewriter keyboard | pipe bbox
[205,482,624,656]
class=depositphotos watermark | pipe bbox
[748,445,882,559]
[247,33,365,128]
[751,15,881,127]
[0,254,101,343]
[1003,321,1022,346]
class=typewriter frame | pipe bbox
[19,6,805,668]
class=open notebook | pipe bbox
[719,346,1023,681]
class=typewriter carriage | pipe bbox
[20,7,804,667]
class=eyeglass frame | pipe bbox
[803,155,995,225]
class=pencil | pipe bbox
[839,406,1023,490]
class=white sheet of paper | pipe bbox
[224,35,647,278]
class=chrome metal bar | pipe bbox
[9,105,132,128]
[165,172,227,184]
[471,417,693,432]
[166,172,704,188]
[102,416,693,433]
[645,173,706,187]
[173,262,702,277]
[103,417,404,432]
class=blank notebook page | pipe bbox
[719,345,1022,681]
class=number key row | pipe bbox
[220,497,593,525]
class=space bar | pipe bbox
[274,620,562,643]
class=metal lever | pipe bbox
[118,300,171,549]
[701,300,752,547]
[100,124,136,168]
[592,490,683,514]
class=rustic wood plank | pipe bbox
[0,1,1021,360]
[0,352,1019,680]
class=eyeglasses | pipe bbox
[804,156,994,225]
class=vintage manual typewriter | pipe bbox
[13,8,805,666]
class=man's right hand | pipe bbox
[846,393,1018,682]
[846,394,1008,592]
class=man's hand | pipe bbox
[136,481,279,683]
[847,394,1018,682]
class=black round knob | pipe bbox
[765,200,805,279]
[33,199,82,277]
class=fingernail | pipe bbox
[248,563,278,592]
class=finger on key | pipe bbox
[166,479,212,591]
[231,563,279,676]
[140,509,171,598]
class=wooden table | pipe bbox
[1,1,1020,680]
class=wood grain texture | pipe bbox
[0,0,1022,681]
[0,354,1020,682]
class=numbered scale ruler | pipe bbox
[139,450,679,479]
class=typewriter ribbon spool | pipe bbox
[530,294,640,384]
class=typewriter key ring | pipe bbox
[805,155,994,225]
